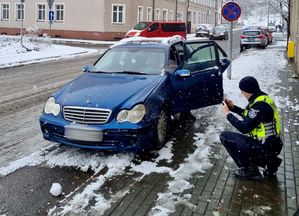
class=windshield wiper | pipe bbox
[88,70,109,73]
[121,71,147,75]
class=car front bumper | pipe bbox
[39,114,155,152]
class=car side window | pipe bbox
[148,23,159,32]
[173,43,184,64]
[169,48,178,68]
[183,44,217,73]
[218,47,226,61]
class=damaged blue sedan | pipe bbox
[39,37,230,152]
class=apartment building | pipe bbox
[0,0,218,40]
[290,0,299,74]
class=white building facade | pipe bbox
[0,0,219,40]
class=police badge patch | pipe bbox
[248,109,259,118]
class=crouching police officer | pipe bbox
[220,76,283,180]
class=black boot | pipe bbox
[234,166,263,181]
[264,157,282,177]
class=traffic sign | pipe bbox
[47,0,55,9]
[49,10,54,21]
[221,2,241,22]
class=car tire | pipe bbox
[240,45,244,53]
[154,109,169,149]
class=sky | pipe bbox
[0,33,297,216]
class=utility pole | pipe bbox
[267,0,270,27]
[175,0,178,21]
[152,0,155,21]
[186,0,190,33]
[20,0,25,49]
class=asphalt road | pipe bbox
[0,29,244,215]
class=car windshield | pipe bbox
[133,22,150,30]
[93,47,166,75]
[215,26,226,32]
[243,31,260,36]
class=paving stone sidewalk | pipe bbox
[102,37,299,216]
[176,43,299,216]
[172,42,299,216]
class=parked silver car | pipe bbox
[209,26,229,40]
[240,29,268,52]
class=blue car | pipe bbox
[39,37,230,152]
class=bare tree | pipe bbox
[238,0,288,23]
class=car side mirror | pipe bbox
[220,58,230,72]
[175,69,191,78]
[82,65,93,72]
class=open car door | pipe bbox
[171,41,230,114]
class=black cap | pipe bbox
[239,76,261,94]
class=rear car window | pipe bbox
[243,31,260,36]
[161,23,186,32]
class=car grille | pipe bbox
[63,106,112,124]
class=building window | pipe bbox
[55,4,64,22]
[37,4,46,21]
[162,9,168,21]
[1,3,9,20]
[16,3,24,20]
[155,9,160,21]
[169,10,173,21]
[193,12,196,24]
[112,4,125,24]
[177,12,183,22]
[147,7,152,21]
[137,6,143,22]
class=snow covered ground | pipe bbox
[0,35,99,68]
[0,33,295,215]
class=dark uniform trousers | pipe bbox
[220,131,283,169]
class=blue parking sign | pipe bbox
[49,10,54,21]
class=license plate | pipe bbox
[64,123,103,142]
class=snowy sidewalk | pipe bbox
[102,33,299,216]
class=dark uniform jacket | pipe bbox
[226,91,275,136]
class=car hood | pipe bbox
[125,30,141,37]
[59,72,164,109]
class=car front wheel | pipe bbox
[155,109,168,148]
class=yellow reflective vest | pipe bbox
[243,95,281,141]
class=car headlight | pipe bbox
[44,97,61,116]
[219,33,224,35]
[117,104,146,123]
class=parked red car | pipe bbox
[261,27,273,45]
[125,21,187,39]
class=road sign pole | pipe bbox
[47,0,55,45]
[227,21,233,80]
[221,1,241,80]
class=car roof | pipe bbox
[111,36,185,48]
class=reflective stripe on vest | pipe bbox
[243,95,281,141]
